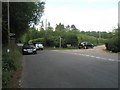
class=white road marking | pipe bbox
[86,55,90,57]
[90,56,95,58]
[53,50,118,62]
[95,57,101,59]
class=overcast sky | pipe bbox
[39,0,119,32]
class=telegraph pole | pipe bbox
[8,0,10,44]
[99,31,101,38]
[45,19,47,30]
[98,31,101,44]
[59,36,62,48]
[44,19,47,46]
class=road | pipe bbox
[21,45,118,88]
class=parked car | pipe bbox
[33,42,44,50]
[22,44,37,55]
[78,42,94,49]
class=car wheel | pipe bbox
[22,52,25,55]
[33,51,37,54]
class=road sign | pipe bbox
[9,33,15,36]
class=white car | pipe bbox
[34,42,44,50]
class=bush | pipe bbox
[105,28,120,52]
[105,37,119,52]
[67,46,78,49]
[29,38,45,44]
[77,34,106,46]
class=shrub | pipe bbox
[67,46,78,49]
[28,38,45,44]
[106,37,119,52]
[105,28,120,52]
[77,34,106,46]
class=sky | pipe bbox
[38,0,119,32]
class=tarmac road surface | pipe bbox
[21,45,118,88]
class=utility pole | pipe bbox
[8,0,10,44]
[59,36,62,48]
[45,19,47,30]
[98,31,101,44]
[44,19,47,47]
[99,31,101,38]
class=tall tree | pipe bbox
[47,22,53,30]
[2,2,45,44]
[71,24,77,30]
[55,23,65,31]
[66,25,70,31]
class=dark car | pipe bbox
[78,42,94,49]
[22,44,37,55]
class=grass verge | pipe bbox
[2,44,22,88]
[45,46,78,50]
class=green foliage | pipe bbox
[2,72,12,87]
[2,45,22,87]
[77,32,107,46]
[29,38,45,44]
[20,24,109,48]
[45,46,78,50]
[71,24,78,30]
[98,38,107,45]
[78,34,95,45]
[2,2,45,44]
[55,23,65,31]
[45,36,55,47]
[24,28,107,48]
[80,31,113,39]
[105,27,120,52]
[67,46,78,49]
[20,33,28,43]
[63,32,78,47]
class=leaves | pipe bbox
[21,27,107,48]
[2,2,45,44]
[106,27,120,52]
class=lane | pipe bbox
[21,50,118,88]
[53,45,118,61]
[53,50,118,62]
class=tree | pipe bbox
[40,21,44,29]
[2,2,45,44]
[63,32,78,47]
[71,24,77,30]
[65,25,70,31]
[47,22,53,30]
[55,23,65,31]
[2,3,9,44]
[106,27,120,52]
[80,31,113,39]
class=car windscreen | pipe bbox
[81,42,87,44]
[23,45,33,49]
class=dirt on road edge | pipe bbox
[7,56,23,88]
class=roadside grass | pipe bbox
[45,44,105,50]
[45,46,78,50]
[45,45,104,50]
[2,44,22,88]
